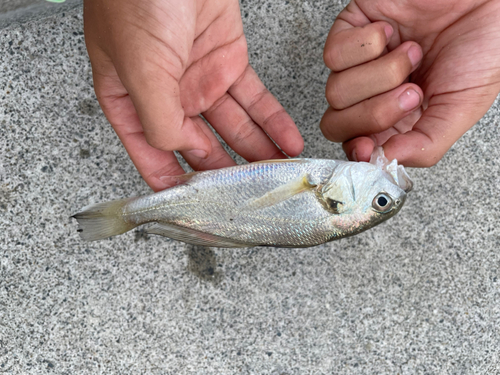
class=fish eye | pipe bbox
[372,193,393,213]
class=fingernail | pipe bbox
[407,45,422,67]
[350,150,358,162]
[185,149,208,159]
[384,25,393,40]
[398,89,421,111]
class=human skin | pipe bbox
[83,0,304,191]
[321,0,500,167]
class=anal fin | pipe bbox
[146,223,251,248]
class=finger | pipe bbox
[324,21,393,72]
[371,108,424,146]
[382,91,494,167]
[101,31,212,157]
[341,108,420,163]
[203,93,288,162]
[343,137,375,162]
[331,0,402,46]
[179,116,237,170]
[180,34,249,115]
[96,84,186,192]
[344,87,498,167]
[320,83,423,142]
[120,67,213,156]
[228,65,304,157]
[326,41,423,110]
[84,0,212,156]
[85,44,190,191]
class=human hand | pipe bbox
[84,0,303,191]
[320,0,500,167]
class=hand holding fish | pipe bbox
[83,0,304,192]
[320,0,500,167]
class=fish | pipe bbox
[72,148,412,248]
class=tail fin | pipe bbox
[72,197,138,241]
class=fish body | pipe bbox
[73,149,412,248]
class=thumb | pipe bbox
[381,88,498,167]
[84,0,212,156]
[118,63,212,157]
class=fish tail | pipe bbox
[72,197,138,241]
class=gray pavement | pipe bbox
[1,1,500,374]
[0,0,78,28]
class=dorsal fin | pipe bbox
[250,158,306,164]
[163,159,306,187]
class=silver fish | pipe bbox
[73,148,412,248]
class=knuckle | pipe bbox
[145,133,174,151]
[206,94,231,114]
[233,119,258,145]
[319,118,339,142]
[196,152,227,170]
[323,43,333,66]
[403,147,443,168]
[369,105,393,133]
[385,59,408,87]
[370,30,387,55]
[262,108,287,130]
[325,76,347,110]
[323,43,344,71]
[418,153,442,168]
[325,90,341,110]
[247,88,271,114]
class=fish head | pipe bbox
[320,161,409,237]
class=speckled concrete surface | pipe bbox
[0,0,79,28]
[1,1,500,374]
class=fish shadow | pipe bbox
[185,245,223,284]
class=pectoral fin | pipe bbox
[243,175,317,211]
[322,174,355,202]
[318,166,355,214]
[146,223,251,248]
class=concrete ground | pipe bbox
[1,1,499,374]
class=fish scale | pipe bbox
[73,149,412,248]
